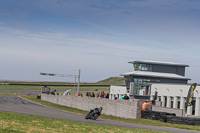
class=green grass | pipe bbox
[96,77,125,85]
[0,93,15,96]
[0,77,125,85]
[20,95,200,132]
[0,111,164,133]
[2,93,200,131]
[0,85,109,91]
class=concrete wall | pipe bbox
[41,94,143,119]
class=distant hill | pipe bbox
[96,77,125,85]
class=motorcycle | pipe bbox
[85,107,103,120]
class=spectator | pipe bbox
[100,91,104,98]
[120,94,124,99]
[114,94,117,100]
[123,94,129,100]
[88,92,91,97]
[86,92,89,97]
[96,92,100,98]
[105,93,109,98]
[50,90,56,95]
[91,92,95,97]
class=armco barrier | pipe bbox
[141,110,200,125]
[41,94,145,119]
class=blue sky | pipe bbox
[0,0,200,82]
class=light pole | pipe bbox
[77,69,80,96]
[40,69,81,96]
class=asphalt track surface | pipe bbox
[0,95,200,133]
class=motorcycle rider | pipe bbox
[85,107,103,120]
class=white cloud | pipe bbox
[0,20,199,82]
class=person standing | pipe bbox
[86,92,89,97]
[123,94,129,100]
[105,93,109,98]
[142,101,152,111]
[91,92,95,97]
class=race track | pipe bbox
[0,95,199,133]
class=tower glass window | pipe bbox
[134,63,152,71]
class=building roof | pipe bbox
[120,71,191,80]
[128,60,189,67]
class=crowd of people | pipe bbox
[114,94,129,100]
[62,90,129,101]
[43,86,129,101]
[50,89,59,95]
[85,91,109,99]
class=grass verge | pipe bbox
[0,111,163,133]
[20,96,200,131]
[0,93,15,96]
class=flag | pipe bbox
[185,83,197,108]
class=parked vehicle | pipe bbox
[41,86,50,94]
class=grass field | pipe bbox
[20,96,200,131]
[0,111,165,133]
[1,84,200,132]
[1,94,200,131]
[96,77,125,85]
[0,85,109,91]
[0,77,125,85]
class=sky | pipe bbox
[0,0,200,83]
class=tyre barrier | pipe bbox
[141,110,200,125]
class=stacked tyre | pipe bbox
[141,110,169,121]
[154,112,168,121]
[160,115,168,122]
[141,110,200,125]
[141,110,152,119]
[186,117,200,125]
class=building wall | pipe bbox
[109,83,200,117]
[151,83,200,116]
[41,94,144,119]
[151,84,199,97]
[109,83,198,98]
[110,85,128,99]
